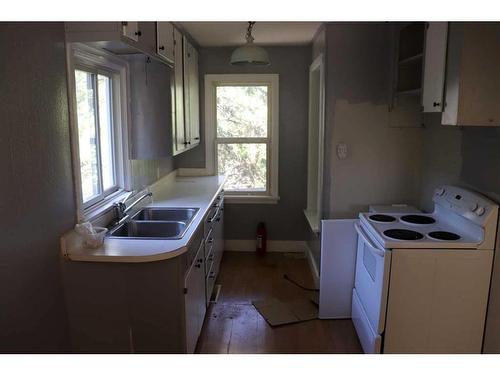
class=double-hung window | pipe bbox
[68,44,130,219]
[205,74,279,203]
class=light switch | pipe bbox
[337,143,348,160]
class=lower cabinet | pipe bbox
[61,192,225,354]
[184,239,207,354]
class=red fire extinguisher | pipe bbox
[256,222,267,255]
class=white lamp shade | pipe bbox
[230,44,270,66]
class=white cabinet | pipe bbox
[122,21,140,42]
[172,27,187,155]
[184,240,206,354]
[156,22,174,63]
[184,37,200,147]
[422,22,448,112]
[172,31,201,154]
[442,23,500,126]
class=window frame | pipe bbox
[66,43,131,221]
[205,74,280,204]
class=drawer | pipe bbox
[352,288,382,354]
[205,261,217,304]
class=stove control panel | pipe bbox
[433,185,497,225]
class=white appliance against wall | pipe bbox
[319,220,358,318]
[352,185,498,354]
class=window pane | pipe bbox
[98,74,115,191]
[218,143,267,191]
[216,86,268,138]
[75,70,100,202]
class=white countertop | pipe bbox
[61,174,225,263]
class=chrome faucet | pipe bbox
[114,190,153,224]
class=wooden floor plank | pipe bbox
[196,251,362,354]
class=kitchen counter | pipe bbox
[60,173,225,263]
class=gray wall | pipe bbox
[177,46,311,241]
[0,22,176,352]
[0,22,73,352]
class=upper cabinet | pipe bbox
[183,37,200,148]
[442,23,500,126]
[421,22,448,113]
[156,22,175,63]
[172,28,187,155]
[65,22,172,65]
[172,32,201,155]
[122,21,140,42]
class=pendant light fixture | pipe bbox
[230,21,270,66]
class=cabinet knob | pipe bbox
[433,102,441,107]
[194,137,200,140]
[135,31,142,37]
[159,46,165,51]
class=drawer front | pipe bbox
[205,261,217,304]
[352,288,382,354]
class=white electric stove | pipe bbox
[352,185,498,354]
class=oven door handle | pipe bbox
[354,222,386,258]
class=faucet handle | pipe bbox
[120,190,135,204]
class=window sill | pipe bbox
[82,190,129,223]
[225,195,280,204]
[303,209,320,233]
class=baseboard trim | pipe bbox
[224,240,306,253]
[305,242,320,288]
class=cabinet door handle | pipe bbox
[159,45,165,51]
[135,31,142,37]
[194,137,200,140]
[433,102,441,107]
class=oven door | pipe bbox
[353,222,391,334]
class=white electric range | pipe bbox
[352,185,498,353]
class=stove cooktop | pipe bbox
[359,212,481,249]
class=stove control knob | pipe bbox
[435,187,446,196]
[475,206,486,216]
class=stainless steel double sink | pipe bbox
[108,208,199,240]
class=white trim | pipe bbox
[303,209,320,233]
[204,74,279,203]
[304,241,320,288]
[224,240,306,253]
[66,42,132,222]
[305,53,325,232]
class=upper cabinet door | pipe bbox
[172,28,187,155]
[122,21,140,42]
[442,23,500,126]
[422,22,448,112]
[183,37,200,147]
[156,22,175,63]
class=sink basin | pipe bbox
[109,221,187,239]
[132,207,199,222]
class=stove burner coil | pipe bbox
[428,231,461,241]
[383,229,424,241]
[400,215,436,225]
[369,214,396,223]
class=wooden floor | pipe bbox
[196,251,362,354]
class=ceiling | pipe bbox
[177,22,322,47]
